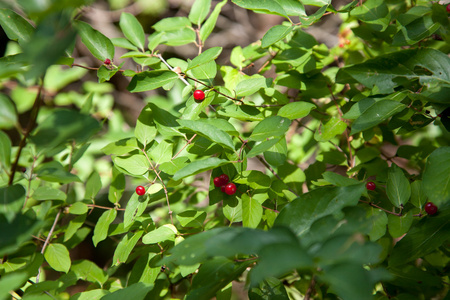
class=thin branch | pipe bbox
[304,276,316,300]
[257,51,279,74]
[9,79,44,186]
[86,204,125,211]
[261,205,279,213]
[183,74,244,104]
[156,54,190,86]
[359,199,402,216]
[37,209,62,283]
[172,134,197,160]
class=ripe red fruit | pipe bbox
[193,90,205,101]
[104,58,111,65]
[219,174,229,185]
[221,185,226,193]
[136,185,146,196]
[224,183,237,195]
[366,181,376,191]
[213,177,222,187]
[424,202,438,215]
[447,4,450,13]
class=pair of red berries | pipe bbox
[193,90,205,102]
[213,174,236,195]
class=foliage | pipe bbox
[0,0,449,299]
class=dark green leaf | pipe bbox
[422,147,450,206]
[218,104,264,121]
[124,193,150,228]
[176,210,207,228]
[386,164,411,208]
[173,157,230,181]
[388,211,413,238]
[0,131,12,170]
[314,117,347,142]
[128,70,179,92]
[187,47,222,70]
[71,260,108,285]
[179,119,234,151]
[250,116,291,141]
[248,277,289,300]
[1,185,25,222]
[231,0,289,19]
[101,282,153,300]
[350,0,390,31]
[0,8,34,46]
[261,25,294,48]
[32,186,66,201]
[275,184,366,236]
[35,161,82,184]
[75,21,114,62]
[247,138,281,158]
[263,137,287,167]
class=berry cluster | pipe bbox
[213,174,236,195]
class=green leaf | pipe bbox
[322,171,360,187]
[0,214,43,257]
[161,28,197,46]
[75,21,115,62]
[247,138,281,158]
[189,0,211,25]
[218,104,264,121]
[128,70,179,92]
[153,17,191,32]
[176,210,206,228]
[275,184,366,236]
[0,94,18,129]
[186,257,251,300]
[1,184,25,222]
[112,231,144,265]
[85,171,102,200]
[249,116,291,141]
[114,154,149,176]
[159,157,189,175]
[72,289,110,300]
[64,214,86,242]
[263,137,287,167]
[142,224,177,244]
[124,193,150,228]
[101,282,153,300]
[388,211,413,238]
[343,92,407,120]
[389,205,450,267]
[261,25,294,48]
[422,147,450,206]
[119,12,145,51]
[44,243,71,273]
[187,47,222,70]
[0,272,29,300]
[111,37,138,51]
[223,197,243,223]
[179,119,235,151]
[277,101,316,120]
[392,7,439,46]
[108,167,125,204]
[410,180,427,209]
[97,65,120,83]
[35,161,82,184]
[92,209,117,247]
[71,260,108,285]
[135,105,157,147]
[386,164,411,208]
[69,202,88,215]
[0,131,12,170]
[149,140,173,165]
[367,209,388,242]
[32,186,66,201]
[349,100,405,135]
[314,117,347,142]
[231,0,289,19]
[173,157,230,181]
[30,109,101,153]
[242,194,263,228]
[199,0,227,41]
[336,48,450,94]
[128,253,161,285]
[0,8,34,46]
[248,277,290,300]
[235,76,269,97]
[102,137,139,156]
[350,0,390,31]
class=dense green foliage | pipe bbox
[1,0,449,299]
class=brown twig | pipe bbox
[37,209,62,283]
[172,134,197,160]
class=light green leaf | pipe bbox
[187,47,222,71]
[85,171,102,200]
[112,231,144,265]
[71,259,108,286]
[0,94,18,129]
[179,119,235,151]
[242,194,263,228]
[386,164,411,208]
[261,25,294,48]
[200,0,227,41]
[249,116,291,141]
[189,0,212,25]
[114,155,149,176]
[176,210,207,228]
[111,37,138,51]
[161,28,197,46]
[277,101,315,120]
[149,140,173,165]
[124,193,150,228]
[142,224,177,244]
[44,243,71,273]
[247,138,281,158]
[314,117,347,142]
[218,104,264,121]
[153,17,191,32]
[102,138,139,156]
[135,105,157,147]
[173,157,230,181]
[32,186,66,201]
[92,209,117,247]
[75,21,115,61]
[128,70,179,92]
[235,76,269,97]
[120,12,146,51]
[422,147,450,206]
[264,137,287,167]
[0,131,12,170]
[231,0,289,19]
[159,157,190,175]
[350,0,390,31]
[367,209,388,242]
[69,202,88,215]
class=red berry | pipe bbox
[104,58,111,65]
[193,90,205,101]
[136,185,146,196]
[424,202,438,215]
[221,185,226,193]
[213,177,222,187]
[224,183,237,195]
[366,181,376,191]
[219,174,229,186]
[339,43,344,48]
[447,4,450,13]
